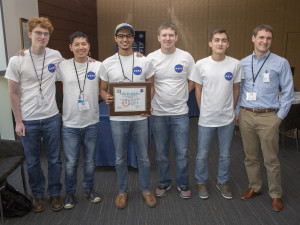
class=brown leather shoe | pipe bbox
[143,191,157,208]
[50,195,63,212]
[115,192,127,209]
[32,197,45,212]
[240,188,261,200]
[272,198,283,212]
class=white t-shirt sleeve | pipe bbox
[99,63,109,82]
[5,56,21,83]
[186,53,195,80]
[55,62,63,81]
[145,59,155,79]
[234,61,243,83]
[189,63,203,85]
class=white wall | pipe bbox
[0,0,38,140]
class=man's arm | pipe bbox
[233,82,240,110]
[188,80,195,92]
[99,80,114,104]
[8,80,25,136]
[195,83,203,110]
[146,76,155,99]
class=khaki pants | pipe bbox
[239,108,282,198]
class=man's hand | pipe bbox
[15,49,25,57]
[104,93,114,105]
[87,56,96,62]
[140,106,153,117]
[135,51,144,58]
[15,121,25,136]
[234,115,239,126]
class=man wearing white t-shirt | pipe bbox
[56,32,101,209]
[147,22,195,199]
[190,29,243,200]
[99,23,156,209]
[5,17,63,212]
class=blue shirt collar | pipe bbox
[252,50,271,60]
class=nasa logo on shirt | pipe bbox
[48,64,56,73]
[174,64,183,73]
[133,66,142,75]
[87,71,96,80]
[224,72,233,81]
[140,89,144,93]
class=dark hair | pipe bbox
[252,24,273,37]
[209,29,229,41]
[69,31,89,44]
[157,22,178,35]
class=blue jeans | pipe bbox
[21,114,62,198]
[110,119,150,192]
[62,123,99,194]
[195,121,235,184]
[150,114,189,187]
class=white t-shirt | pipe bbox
[5,48,62,121]
[100,52,154,121]
[147,48,195,116]
[56,59,101,128]
[190,56,243,127]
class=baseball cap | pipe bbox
[115,23,135,36]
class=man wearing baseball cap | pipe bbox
[99,23,156,209]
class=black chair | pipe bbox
[0,139,28,224]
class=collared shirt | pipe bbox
[236,50,294,119]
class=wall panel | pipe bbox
[39,0,98,59]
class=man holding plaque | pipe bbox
[99,23,156,209]
[147,22,195,199]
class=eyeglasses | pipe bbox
[34,31,50,37]
[116,34,134,39]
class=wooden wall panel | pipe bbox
[97,0,134,61]
[39,0,98,59]
[97,0,300,64]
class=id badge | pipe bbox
[37,92,49,106]
[264,72,270,82]
[78,101,90,111]
[246,92,256,101]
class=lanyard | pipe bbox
[118,53,134,82]
[251,52,271,87]
[73,59,89,97]
[29,49,46,93]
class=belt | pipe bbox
[241,107,277,113]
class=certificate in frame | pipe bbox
[108,82,151,116]
[19,18,30,49]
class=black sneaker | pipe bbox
[155,184,171,197]
[84,189,101,203]
[177,186,191,199]
[64,193,75,209]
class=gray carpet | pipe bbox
[3,117,300,225]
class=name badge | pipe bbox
[78,101,90,111]
[264,72,270,82]
[37,92,49,106]
[246,92,256,101]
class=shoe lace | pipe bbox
[180,187,189,192]
[222,183,230,192]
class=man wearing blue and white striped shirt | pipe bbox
[235,24,294,212]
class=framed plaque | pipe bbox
[108,82,151,116]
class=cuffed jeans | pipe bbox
[62,123,99,194]
[195,121,235,185]
[150,114,189,187]
[110,119,150,193]
[21,114,62,198]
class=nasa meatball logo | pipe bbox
[225,72,233,81]
[48,64,56,73]
[87,71,96,80]
[174,64,183,73]
[133,66,142,75]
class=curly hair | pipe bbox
[27,17,54,34]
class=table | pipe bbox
[95,101,138,168]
